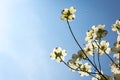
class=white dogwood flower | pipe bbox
[67,59,82,71]
[110,61,120,74]
[78,63,91,76]
[92,24,108,40]
[114,53,120,59]
[50,47,67,62]
[98,40,111,55]
[111,41,120,58]
[69,6,76,14]
[61,6,76,21]
[84,42,95,56]
[85,30,94,42]
[61,8,69,15]
[112,19,120,34]
[85,24,108,42]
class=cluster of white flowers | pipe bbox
[85,30,94,42]
[50,47,67,62]
[85,24,111,55]
[82,40,111,56]
[111,36,120,59]
[111,20,120,59]
[67,51,92,76]
[112,42,120,59]
[61,6,76,21]
[78,63,92,76]
[110,61,120,74]
[67,59,92,76]
[50,6,120,80]
[98,40,111,55]
[84,42,95,56]
[67,59,82,71]
[112,19,120,34]
[111,24,120,74]
[85,24,108,42]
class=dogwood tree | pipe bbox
[50,7,120,80]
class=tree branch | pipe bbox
[66,20,108,80]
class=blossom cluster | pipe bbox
[112,19,120,34]
[111,20,120,60]
[98,40,111,55]
[61,6,76,21]
[85,24,108,42]
[111,36,120,59]
[110,60,120,74]
[110,20,120,75]
[84,40,111,56]
[50,47,67,62]
[50,6,120,80]
[67,59,92,76]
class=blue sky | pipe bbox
[0,0,120,80]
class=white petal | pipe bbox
[69,6,76,14]
[114,53,119,59]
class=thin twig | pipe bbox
[98,40,101,71]
[93,53,97,71]
[92,43,97,71]
[97,49,101,71]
